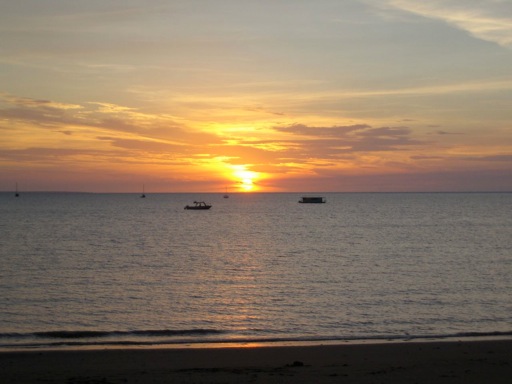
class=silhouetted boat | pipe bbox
[299,196,326,204]
[140,184,146,198]
[15,183,19,197]
[184,201,212,210]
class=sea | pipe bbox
[1,192,511,350]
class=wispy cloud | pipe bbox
[268,123,427,161]
[0,93,226,175]
[0,93,82,110]
[465,154,512,162]
[0,93,220,145]
[374,0,512,47]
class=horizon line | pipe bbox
[2,190,511,194]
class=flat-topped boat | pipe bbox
[298,196,326,204]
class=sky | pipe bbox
[1,0,511,193]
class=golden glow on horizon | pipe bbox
[232,165,260,192]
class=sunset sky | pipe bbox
[1,0,511,193]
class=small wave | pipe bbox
[1,330,511,350]
[447,331,512,339]
[0,328,226,340]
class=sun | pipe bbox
[240,177,254,191]
[232,165,259,192]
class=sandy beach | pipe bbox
[1,339,511,383]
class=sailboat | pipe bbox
[223,186,229,199]
[15,183,19,197]
[140,184,146,198]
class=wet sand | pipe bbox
[1,339,511,383]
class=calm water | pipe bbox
[1,192,511,349]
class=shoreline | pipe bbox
[2,332,512,353]
[2,338,511,383]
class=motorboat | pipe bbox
[184,201,212,210]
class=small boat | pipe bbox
[140,184,146,198]
[15,182,19,197]
[223,187,229,198]
[298,196,326,204]
[184,201,212,210]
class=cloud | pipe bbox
[96,136,190,154]
[0,93,82,110]
[465,154,512,162]
[245,106,286,116]
[207,123,430,177]
[0,147,116,163]
[0,93,86,128]
[410,153,512,164]
[0,93,231,177]
[274,124,370,137]
[353,126,424,151]
[434,130,463,135]
[375,0,512,47]
[0,93,221,145]
[210,143,288,165]
[410,155,446,160]
[271,123,426,156]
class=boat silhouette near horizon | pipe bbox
[184,201,212,210]
[298,196,326,204]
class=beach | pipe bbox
[1,339,511,383]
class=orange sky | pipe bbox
[1,1,511,192]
